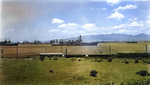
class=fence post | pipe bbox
[109,45,111,55]
[1,49,3,58]
[146,44,147,53]
[66,49,67,55]
[17,47,18,58]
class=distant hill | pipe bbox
[66,33,150,42]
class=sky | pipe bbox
[1,0,150,42]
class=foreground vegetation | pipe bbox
[0,56,150,85]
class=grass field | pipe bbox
[98,42,149,54]
[0,56,149,85]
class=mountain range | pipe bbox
[66,33,150,42]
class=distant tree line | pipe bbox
[0,35,82,46]
[50,35,82,46]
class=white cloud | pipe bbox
[107,11,124,20]
[111,24,125,29]
[67,23,79,27]
[107,0,119,4]
[5,28,14,31]
[81,23,97,30]
[52,18,64,24]
[128,17,137,21]
[89,8,94,10]
[58,24,67,28]
[146,21,150,24]
[106,0,120,6]
[145,30,150,35]
[91,0,119,6]
[116,29,128,33]
[134,0,150,1]
[58,23,79,28]
[102,8,106,10]
[89,8,106,10]
[61,30,68,33]
[114,4,137,11]
[115,29,138,35]
[148,15,150,18]
[97,8,107,10]
[145,21,150,27]
[139,28,145,29]
[49,29,60,32]
[128,21,144,27]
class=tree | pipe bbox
[56,39,58,43]
[34,40,41,44]
[50,40,53,44]
[53,39,55,43]
[60,39,64,45]
[23,40,29,44]
[17,41,20,44]
[7,40,11,43]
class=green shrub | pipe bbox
[39,56,45,61]
[122,58,129,64]
[127,78,150,84]
[108,58,112,62]
[53,56,58,60]
[120,82,124,85]
[125,61,129,64]
[79,59,81,61]
[142,59,150,64]
[116,53,149,59]
[134,59,139,63]
[90,70,98,77]
[136,70,149,76]
[47,56,51,60]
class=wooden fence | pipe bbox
[0,44,149,58]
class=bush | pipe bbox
[134,59,139,63]
[142,59,150,64]
[39,56,45,61]
[53,56,58,60]
[120,82,124,85]
[125,61,129,64]
[49,70,53,73]
[116,53,149,59]
[127,78,150,85]
[136,70,149,76]
[108,58,112,62]
[123,58,129,64]
[47,56,51,60]
[95,58,97,61]
[90,70,98,77]
[79,59,81,61]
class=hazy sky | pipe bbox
[1,0,150,42]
